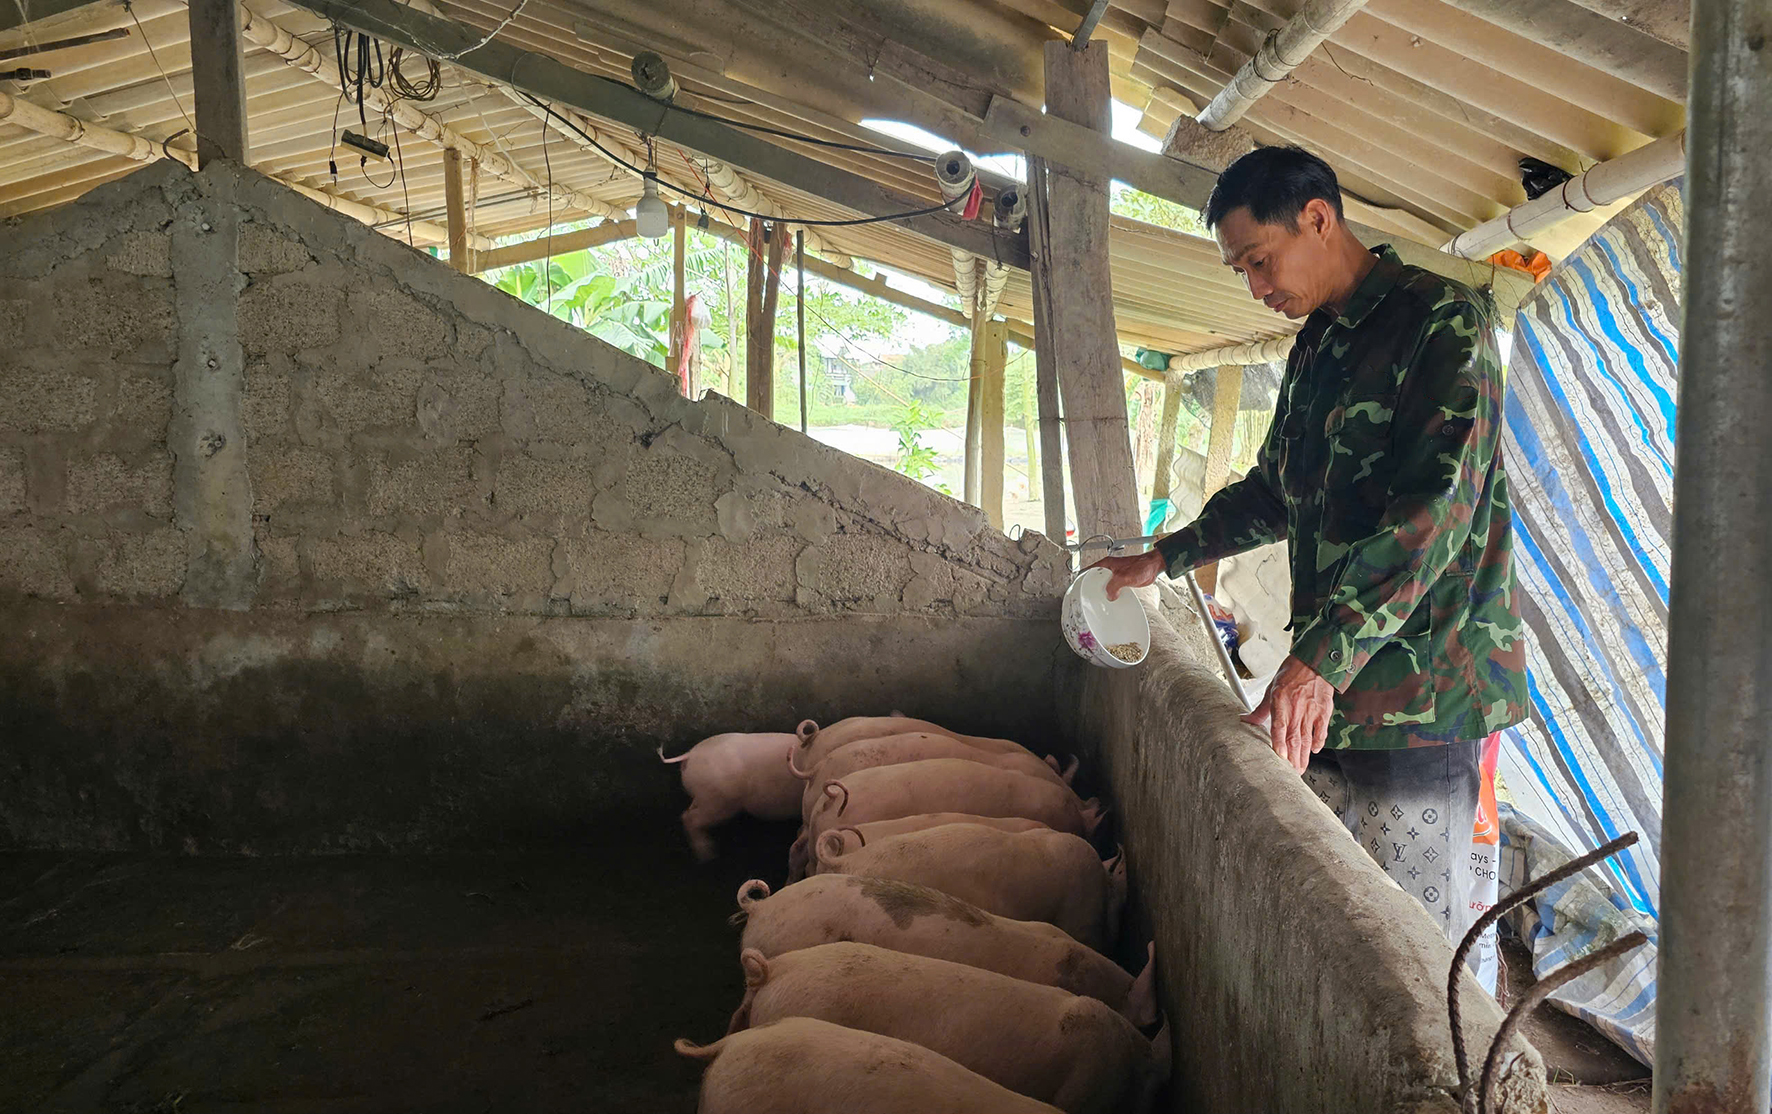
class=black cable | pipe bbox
[662,97,936,162]
[388,46,442,101]
[520,95,962,229]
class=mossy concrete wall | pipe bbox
[0,161,1068,851]
[1063,594,1548,1114]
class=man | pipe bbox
[1096,146,1528,941]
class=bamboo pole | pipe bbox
[797,230,808,435]
[669,205,688,385]
[1194,366,1243,595]
[473,220,635,272]
[1022,368,1039,506]
[443,145,471,272]
[964,298,986,507]
[1149,370,1185,527]
[981,318,1008,530]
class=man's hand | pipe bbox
[1242,655,1335,773]
[1088,550,1167,601]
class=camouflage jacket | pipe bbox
[1156,246,1529,749]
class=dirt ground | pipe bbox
[1,817,1653,1114]
[0,816,798,1114]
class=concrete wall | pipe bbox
[0,161,1069,851]
[1062,598,1547,1114]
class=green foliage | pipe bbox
[1111,185,1211,238]
[890,399,944,481]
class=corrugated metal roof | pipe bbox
[0,0,1689,357]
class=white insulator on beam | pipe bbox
[979,260,1010,319]
[951,248,980,312]
[1196,0,1374,131]
[1443,131,1688,260]
[1169,335,1296,372]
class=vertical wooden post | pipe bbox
[980,319,1008,530]
[964,297,985,507]
[188,0,248,166]
[1148,368,1185,527]
[745,220,785,419]
[1027,171,1068,544]
[1022,369,1039,503]
[1194,365,1243,595]
[443,147,471,273]
[796,230,808,434]
[669,206,687,388]
[1035,41,1138,541]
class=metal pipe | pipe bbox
[1186,569,1249,711]
[1196,0,1375,131]
[1444,131,1688,260]
[1654,0,1772,1109]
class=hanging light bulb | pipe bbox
[636,172,669,239]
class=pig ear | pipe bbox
[796,720,820,746]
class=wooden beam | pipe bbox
[980,319,1008,531]
[472,221,637,272]
[282,0,1028,268]
[188,0,248,166]
[796,230,808,433]
[1194,365,1243,595]
[980,90,1536,320]
[1149,370,1185,514]
[0,0,106,35]
[1028,189,1068,546]
[1434,0,1687,104]
[669,205,688,383]
[443,146,471,273]
[1035,41,1139,541]
[1072,0,1112,45]
[745,220,786,418]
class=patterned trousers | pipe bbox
[1303,740,1484,943]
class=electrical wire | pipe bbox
[661,97,936,162]
[427,0,531,62]
[123,0,193,135]
[520,94,963,229]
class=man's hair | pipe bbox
[1203,145,1345,231]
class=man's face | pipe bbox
[1214,200,1339,320]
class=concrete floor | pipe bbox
[0,817,796,1114]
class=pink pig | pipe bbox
[789,732,1075,819]
[733,875,1158,1025]
[813,822,1124,951]
[658,732,803,861]
[793,714,1050,771]
[675,1016,1064,1114]
[807,760,1103,849]
[725,943,1168,1114]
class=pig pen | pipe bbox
[0,161,1541,1113]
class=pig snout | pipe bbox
[1081,798,1107,834]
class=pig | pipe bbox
[808,813,1052,875]
[732,875,1159,1026]
[659,732,803,861]
[808,760,1103,847]
[794,715,1057,770]
[812,822,1124,951]
[675,1016,1065,1114]
[790,732,1075,818]
[726,943,1168,1114]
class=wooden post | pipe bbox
[188,0,248,166]
[669,205,687,388]
[745,220,785,418]
[1148,369,1185,528]
[964,297,985,507]
[1022,368,1039,503]
[1027,168,1068,545]
[796,229,808,434]
[980,319,1008,530]
[443,146,470,273]
[1035,41,1138,541]
[1194,365,1243,595]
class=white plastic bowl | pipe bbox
[1061,567,1152,669]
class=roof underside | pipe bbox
[0,0,1689,357]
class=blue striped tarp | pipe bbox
[1497,180,1683,1066]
